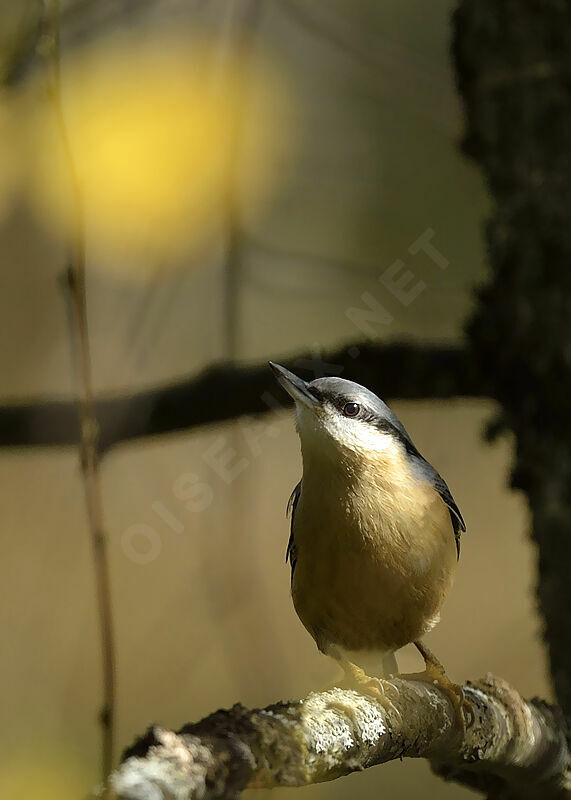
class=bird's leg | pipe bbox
[327,648,401,719]
[402,640,473,729]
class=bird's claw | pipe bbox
[434,679,474,730]
[425,665,474,730]
[329,659,402,720]
[409,642,475,731]
[456,691,474,730]
[404,665,474,730]
[354,675,402,720]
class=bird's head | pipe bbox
[269,362,416,466]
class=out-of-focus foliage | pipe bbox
[0,1,40,85]
[0,92,21,220]
[21,32,293,276]
[0,747,90,800]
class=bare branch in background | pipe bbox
[45,0,116,780]
[0,341,486,450]
[111,675,569,800]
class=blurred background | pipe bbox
[0,1,551,798]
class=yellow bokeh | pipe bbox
[24,33,293,276]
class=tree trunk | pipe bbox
[453,0,571,722]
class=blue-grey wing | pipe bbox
[411,452,466,558]
[286,481,301,577]
[425,467,466,557]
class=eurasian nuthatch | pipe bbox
[270,362,468,721]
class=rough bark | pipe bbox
[453,0,571,721]
[0,341,484,451]
[111,675,568,800]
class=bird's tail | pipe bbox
[380,651,398,677]
[335,647,399,678]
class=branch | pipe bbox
[111,675,569,800]
[0,341,486,450]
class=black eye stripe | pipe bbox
[307,386,324,401]
[361,414,419,453]
[363,414,395,434]
[307,383,419,454]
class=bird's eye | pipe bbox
[343,402,360,418]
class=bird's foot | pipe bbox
[406,642,474,730]
[335,663,401,719]
[356,674,402,720]
[403,666,472,729]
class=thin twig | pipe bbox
[44,0,116,780]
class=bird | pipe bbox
[269,361,470,724]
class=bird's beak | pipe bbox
[269,362,320,408]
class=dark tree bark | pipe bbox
[453,0,571,722]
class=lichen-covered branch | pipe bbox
[111,675,569,800]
